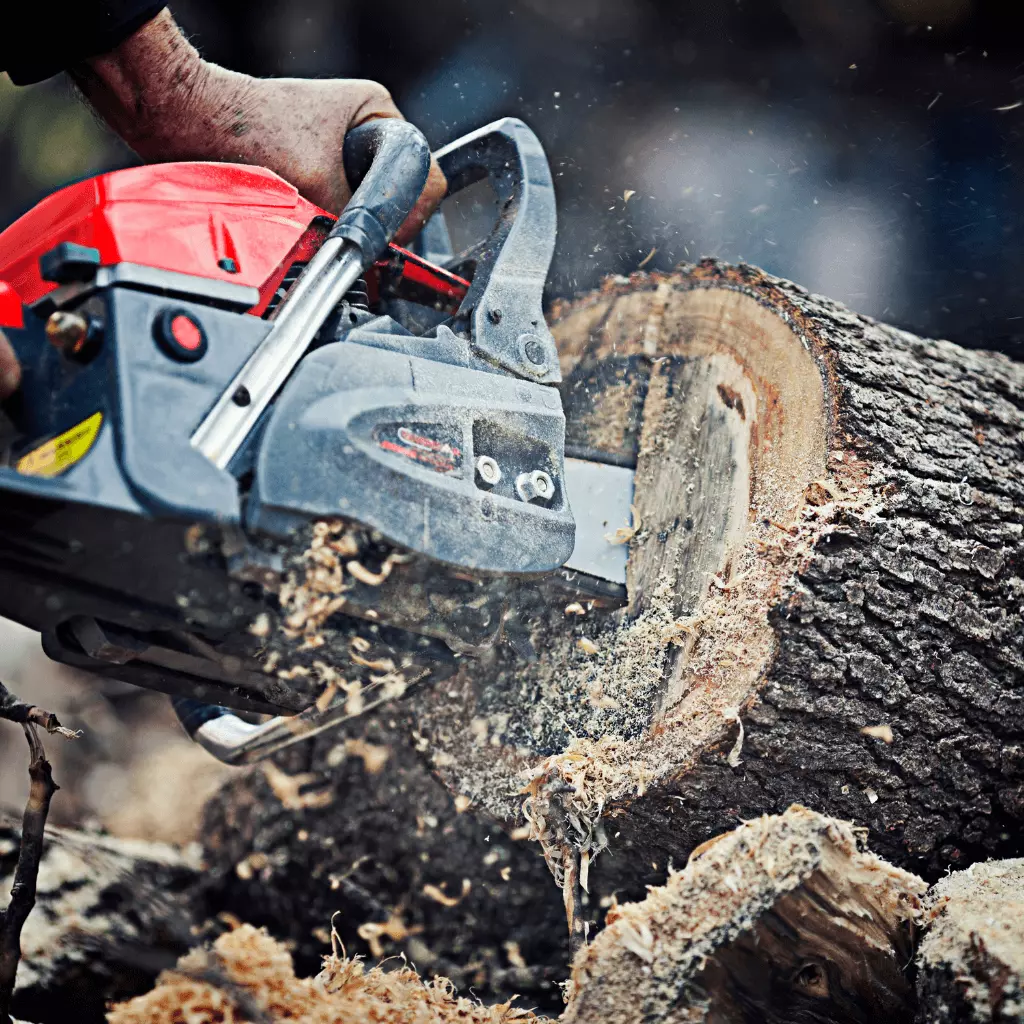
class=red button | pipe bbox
[155,308,207,362]
[171,314,203,351]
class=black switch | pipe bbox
[40,242,101,284]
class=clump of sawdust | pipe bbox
[277,520,409,646]
[108,923,549,1024]
[252,519,428,739]
[562,805,926,1024]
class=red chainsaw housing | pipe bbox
[0,162,468,316]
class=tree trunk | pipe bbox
[0,818,200,1024]
[915,857,1024,1023]
[406,259,1024,907]
[199,259,1024,989]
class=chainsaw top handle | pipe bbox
[331,118,432,263]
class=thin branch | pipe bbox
[0,725,58,1024]
[0,680,78,1024]
[0,682,80,740]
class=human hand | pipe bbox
[71,10,446,242]
[0,329,19,399]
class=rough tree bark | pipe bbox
[199,260,1024,989]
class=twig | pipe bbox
[0,726,58,1024]
[0,680,77,1024]
[0,682,80,740]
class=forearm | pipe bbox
[68,10,253,162]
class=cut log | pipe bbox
[562,805,925,1024]
[0,819,201,1024]
[916,857,1024,1023]
[199,716,571,1010]
[402,259,1024,909]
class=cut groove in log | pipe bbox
[562,805,926,1024]
[404,259,1024,902]
[916,858,1024,1023]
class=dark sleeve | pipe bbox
[1,1,167,85]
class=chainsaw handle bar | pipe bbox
[331,118,433,262]
[191,119,431,470]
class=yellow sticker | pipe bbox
[16,412,103,478]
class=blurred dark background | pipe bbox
[3,0,1024,357]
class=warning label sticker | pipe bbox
[17,412,103,478]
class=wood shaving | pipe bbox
[861,724,894,744]
[723,707,745,767]
[604,504,641,545]
[357,909,421,959]
[248,613,271,639]
[344,557,391,589]
[422,879,472,907]
[504,941,527,969]
[262,762,333,811]
[326,739,390,774]
[315,681,338,714]
[660,616,701,646]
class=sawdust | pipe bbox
[107,923,547,1023]
[562,805,926,1023]
[422,878,472,907]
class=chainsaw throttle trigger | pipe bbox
[330,118,432,263]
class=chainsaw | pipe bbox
[0,118,634,764]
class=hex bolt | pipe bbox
[515,469,554,504]
[475,455,502,488]
[45,311,91,357]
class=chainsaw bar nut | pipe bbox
[475,455,502,488]
[515,469,554,504]
[46,310,95,359]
